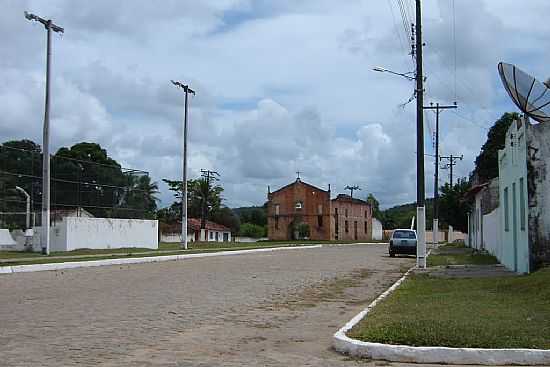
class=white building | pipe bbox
[160,218,232,243]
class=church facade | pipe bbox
[266,178,372,241]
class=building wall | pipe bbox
[498,118,530,273]
[63,217,158,251]
[482,207,501,260]
[331,198,372,241]
[372,218,383,240]
[267,180,332,240]
[161,232,196,243]
[526,120,550,269]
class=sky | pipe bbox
[1,0,550,209]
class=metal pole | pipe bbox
[25,12,64,255]
[41,22,52,255]
[182,88,189,250]
[450,154,454,186]
[171,80,195,250]
[434,103,440,247]
[415,0,426,269]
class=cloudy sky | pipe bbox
[2,0,549,209]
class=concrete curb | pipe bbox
[333,266,550,365]
[0,245,323,275]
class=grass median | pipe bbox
[0,240,380,266]
[348,244,550,349]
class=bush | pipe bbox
[238,223,266,238]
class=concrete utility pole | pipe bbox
[440,154,463,186]
[423,102,457,246]
[25,11,64,255]
[344,185,361,199]
[200,169,220,237]
[414,0,427,268]
[171,80,195,250]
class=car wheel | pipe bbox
[389,251,395,257]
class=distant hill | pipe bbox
[381,198,434,230]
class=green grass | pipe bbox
[0,241,379,266]
[427,244,499,267]
[348,268,550,349]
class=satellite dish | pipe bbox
[498,62,550,124]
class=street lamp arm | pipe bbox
[15,186,30,199]
[372,66,416,81]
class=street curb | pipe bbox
[0,245,323,275]
[332,266,550,365]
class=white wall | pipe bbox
[372,218,383,241]
[64,217,158,251]
[161,232,196,243]
[482,207,501,260]
[234,236,268,243]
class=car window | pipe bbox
[393,230,416,239]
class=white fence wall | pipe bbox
[372,218,383,240]
[63,217,158,251]
[482,208,501,261]
[234,236,268,243]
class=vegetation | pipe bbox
[349,268,550,349]
[0,241,376,265]
[380,199,433,230]
[472,112,518,183]
[0,140,160,225]
[238,223,267,238]
[233,205,268,237]
[366,193,381,219]
[427,243,498,267]
[438,178,471,232]
[161,177,240,233]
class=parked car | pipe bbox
[389,229,417,257]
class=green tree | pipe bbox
[238,223,266,238]
[438,178,471,232]
[366,193,381,218]
[210,206,240,233]
[163,177,239,232]
[473,112,518,182]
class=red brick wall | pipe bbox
[331,198,372,241]
[267,180,332,240]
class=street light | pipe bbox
[372,66,416,81]
[24,11,64,255]
[171,80,195,250]
[15,186,33,251]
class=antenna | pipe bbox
[498,62,550,123]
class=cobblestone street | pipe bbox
[0,244,416,366]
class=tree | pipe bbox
[163,177,223,219]
[438,178,471,232]
[162,177,240,232]
[473,112,518,182]
[210,206,240,233]
[366,193,381,218]
[238,223,266,238]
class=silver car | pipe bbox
[389,229,417,257]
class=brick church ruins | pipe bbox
[266,178,373,241]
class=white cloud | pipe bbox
[1,0,548,210]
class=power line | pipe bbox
[387,0,409,65]
[440,154,463,186]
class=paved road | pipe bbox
[0,244,480,366]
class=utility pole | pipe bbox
[171,80,195,250]
[344,185,361,199]
[440,154,463,186]
[25,11,64,255]
[200,169,220,239]
[423,102,457,247]
[414,0,426,268]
